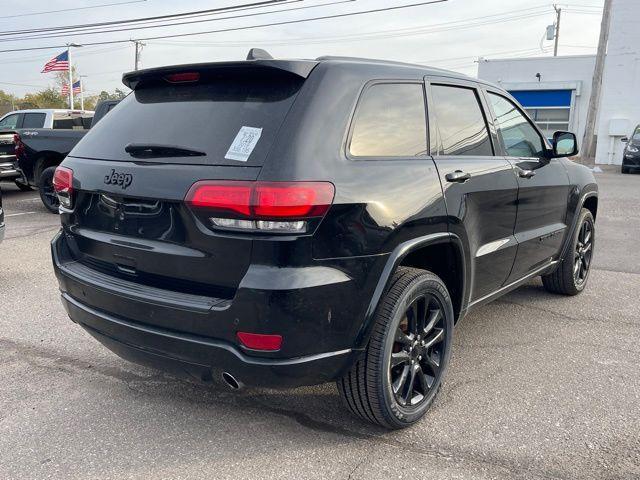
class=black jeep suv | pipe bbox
[622,124,640,173]
[51,54,598,429]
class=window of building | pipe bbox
[431,84,493,157]
[488,93,545,158]
[525,108,570,139]
[509,89,572,140]
[349,83,427,157]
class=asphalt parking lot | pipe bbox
[1,169,639,480]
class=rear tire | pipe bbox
[337,267,454,429]
[38,166,60,214]
[542,208,594,295]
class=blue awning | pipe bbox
[509,90,572,108]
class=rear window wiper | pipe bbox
[124,143,205,158]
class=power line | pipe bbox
[0,0,290,37]
[146,4,552,48]
[0,0,148,20]
[0,0,449,53]
[0,0,345,43]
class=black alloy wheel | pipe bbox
[574,219,593,286]
[39,166,60,214]
[338,267,454,429]
[542,207,595,295]
[390,293,446,407]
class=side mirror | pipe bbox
[551,131,578,158]
[621,137,629,143]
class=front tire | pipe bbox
[337,267,454,429]
[38,166,60,214]
[542,208,594,295]
[621,166,629,174]
[14,180,33,191]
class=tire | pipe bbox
[621,166,629,174]
[38,166,60,214]
[14,180,33,191]
[337,266,454,429]
[542,208,594,295]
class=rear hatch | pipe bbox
[63,61,315,301]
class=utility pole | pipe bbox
[553,5,562,56]
[132,40,145,70]
[581,0,613,164]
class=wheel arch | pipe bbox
[354,232,468,350]
[559,189,598,262]
[34,152,64,186]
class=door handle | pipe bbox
[518,169,536,179]
[445,170,471,183]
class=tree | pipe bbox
[0,90,17,116]
[19,88,66,109]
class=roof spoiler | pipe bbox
[123,51,318,89]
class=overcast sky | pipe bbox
[0,0,605,98]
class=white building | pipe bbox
[477,0,639,166]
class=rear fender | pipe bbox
[352,232,468,351]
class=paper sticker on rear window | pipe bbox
[225,126,263,162]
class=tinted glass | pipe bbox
[632,128,640,141]
[0,114,19,129]
[72,72,303,165]
[489,93,545,158]
[349,83,426,157]
[22,113,46,128]
[431,85,493,156]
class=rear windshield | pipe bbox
[71,72,304,165]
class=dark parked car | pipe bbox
[51,54,598,429]
[0,187,4,243]
[7,100,120,212]
[621,125,640,173]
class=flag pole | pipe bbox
[67,46,73,109]
[79,76,85,111]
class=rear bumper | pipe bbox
[52,230,382,388]
[0,159,21,180]
[62,292,354,388]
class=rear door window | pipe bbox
[431,84,493,156]
[349,83,427,157]
[71,72,304,165]
[22,113,46,128]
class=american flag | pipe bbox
[41,50,69,73]
[61,80,81,95]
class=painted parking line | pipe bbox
[5,211,37,217]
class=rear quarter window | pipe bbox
[71,72,304,165]
[349,83,427,158]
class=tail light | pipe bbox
[52,166,74,209]
[13,133,24,158]
[185,181,335,234]
[237,332,282,351]
[165,72,200,83]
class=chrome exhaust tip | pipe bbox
[221,372,243,390]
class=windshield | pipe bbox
[632,129,640,141]
[71,72,304,165]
